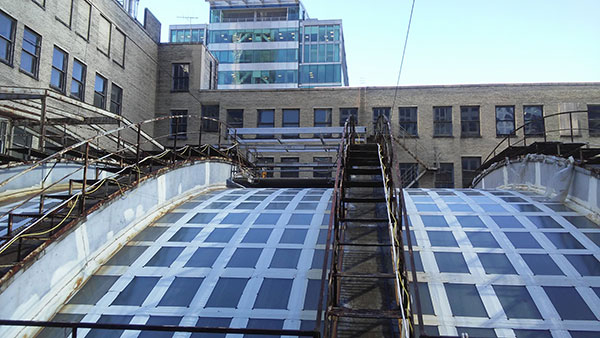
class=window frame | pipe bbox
[373,107,391,128]
[399,107,418,137]
[433,106,453,137]
[172,63,190,92]
[257,109,275,138]
[0,10,17,66]
[226,109,244,129]
[20,27,42,79]
[50,46,68,93]
[110,83,123,115]
[435,163,454,188]
[97,14,111,56]
[461,157,481,188]
[282,108,300,138]
[280,157,300,178]
[201,105,220,132]
[495,105,516,137]
[93,73,107,109]
[31,0,46,8]
[70,58,86,101]
[339,108,358,126]
[460,106,480,138]
[588,105,600,137]
[313,156,332,178]
[523,105,545,136]
[169,109,188,140]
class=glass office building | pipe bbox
[169,0,349,89]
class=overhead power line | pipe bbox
[391,0,417,111]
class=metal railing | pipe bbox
[374,115,423,338]
[317,115,357,337]
[0,115,255,274]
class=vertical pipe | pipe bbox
[173,117,179,163]
[198,119,203,147]
[39,96,47,151]
[80,142,89,214]
[218,122,222,149]
[7,214,13,237]
[569,112,574,142]
[136,124,142,183]
[72,327,77,338]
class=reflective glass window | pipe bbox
[543,286,596,320]
[444,283,488,317]
[496,106,515,136]
[521,254,564,275]
[93,74,107,109]
[460,106,480,137]
[478,253,516,274]
[434,106,453,136]
[588,105,600,136]
[70,59,86,100]
[524,105,545,136]
[493,285,542,319]
[434,252,469,273]
[0,10,16,65]
[20,28,41,77]
[50,46,68,92]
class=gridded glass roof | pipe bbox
[404,188,600,338]
[39,188,332,338]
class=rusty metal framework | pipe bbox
[0,115,255,279]
[473,109,600,186]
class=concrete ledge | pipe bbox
[0,161,233,338]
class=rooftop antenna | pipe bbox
[177,16,199,42]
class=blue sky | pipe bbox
[138,0,600,87]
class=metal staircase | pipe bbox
[321,116,422,338]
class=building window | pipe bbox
[70,59,86,101]
[399,163,419,188]
[435,163,454,188]
[20,28,41,78]
[433,106,453,136]
[461,157,481,188]
[313,157,332,178]
[460,106,480,137]
[98,15,111,55]
[50,46,68,93]
[170,28,205,43]
[496,106,515,136]
[172,63,190,91]
[588,105,600,136]
[524,105,545,136]
[227,109,244,129]
[170,110,188,140]
[257,109,274,138]
[0,10,16,65]
[74,1,91,40]
[372,107,391,127]
[281,157,299,178]
[283,109,300,138]
[56,0,74,27]
[32,0,46,8]
[93,74,107,109]
[257,157,274,178]
[110,84,123,115]
[339,108,358,126]
[201,105,219,132]
[399,107,418,137]
[111,27,126,67]
[314,108,332,138]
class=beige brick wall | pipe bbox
[0,0,159,138]
[154,83,600,185]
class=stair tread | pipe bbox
[328,307,403,319]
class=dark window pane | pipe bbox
[521,254,564,275]
[245,319,284,338]
[106,246,148,266]
[466,232,500,248]
[288,213,313,225]
[427,231,458,247]
[168,228,202,242]
[492,285,542,319]
[185,247,223,268]
[456,216,486,228]
[478,253,517,274]
[524,105,545,136]
[67,275,119,305]
[544,232,585,249]
[434,252,469,273]
[495,106,515,136]
[158,277,204,307]
[456,327,497,338]
[505,232,542,249]
[253,278,293,309]
[188,213,218,224]
[221,213,249,224]
[206,278,249,308]
[527,216,562,229]
[280,228,308,244]
[565,254,600,276]
[514,329,552,338]
[543,286,596,320]
[140,316,182,338]
[111,277,160,306]
[145,247,184,267]
[270,248,301,268]
[421,215,448,227]
[226,248,262,268]
[444,283,488,317]
[205,228,237,243]
[242,228,272,243]
[87,315,133,338]
[303,279,321,310]
[491,216,523,228]
[192,317,232,338]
